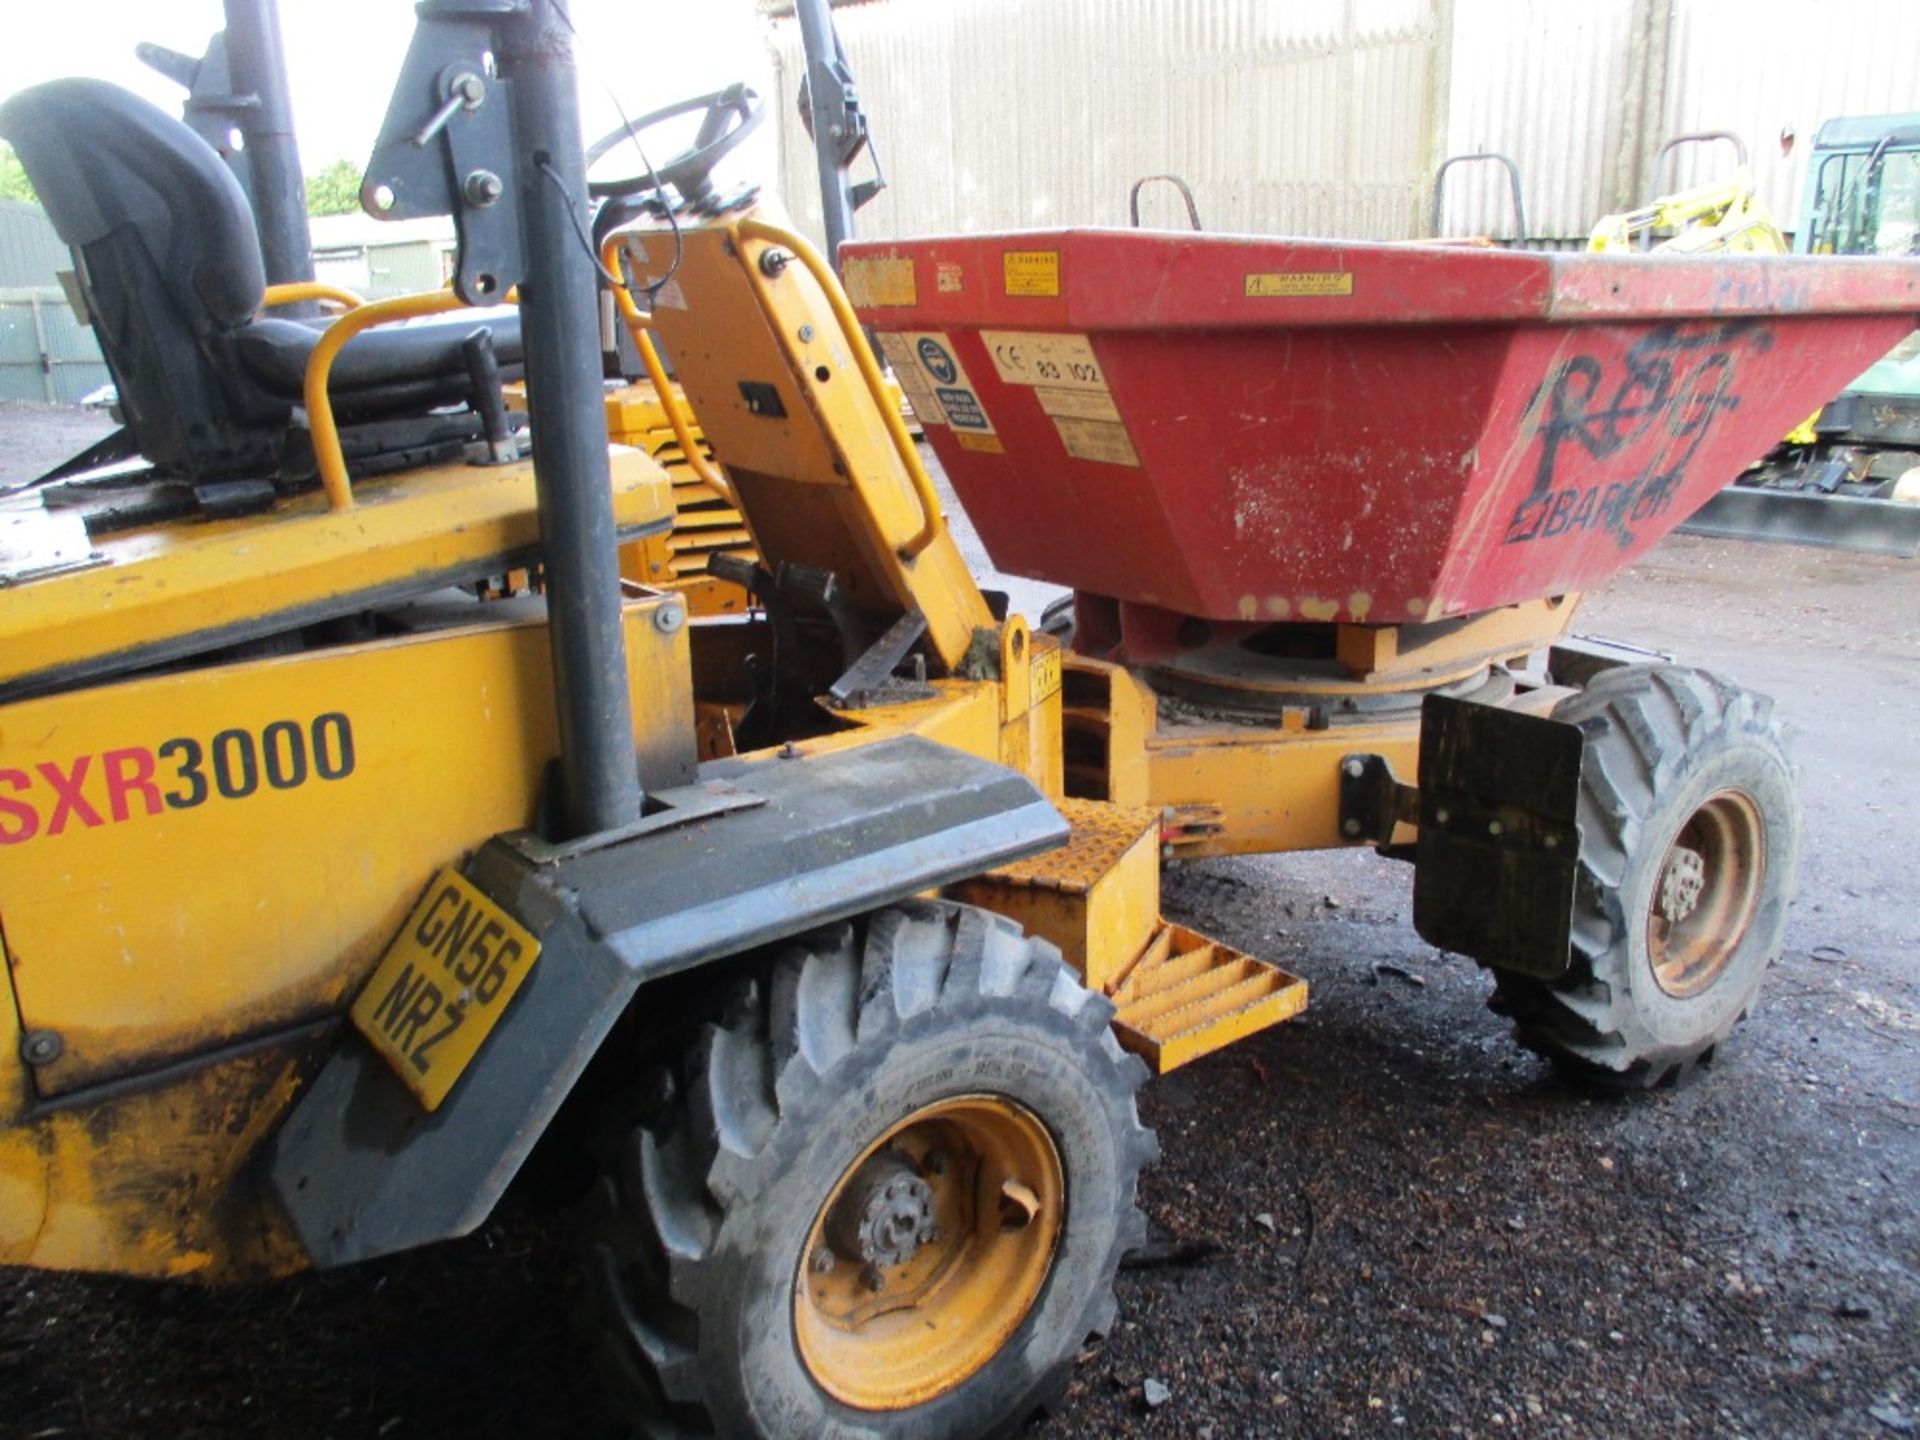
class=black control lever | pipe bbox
[461,326,517,465]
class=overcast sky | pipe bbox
[0,1,776,178]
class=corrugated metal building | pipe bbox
[766,0,1920,249]
[309,214,457,300]
[0,199,109,405]
[0,198,73,287]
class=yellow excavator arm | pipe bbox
[1587,169,1788,255]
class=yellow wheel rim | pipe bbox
[1647,789,1766,999]
[793,1094,1064,1411]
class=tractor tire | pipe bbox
[1038,593,1075,645]
[582,900,1156,1439]
[1490,664,1799,1088]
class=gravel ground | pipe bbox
[0,401,115,487]
[0,407,1915,1439]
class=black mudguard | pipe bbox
[1411,694,1585,979]
[270,734,1067,1267]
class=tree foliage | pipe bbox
[304,158,363,217]
[0,144,37,205]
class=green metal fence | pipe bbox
[0,287,109,406]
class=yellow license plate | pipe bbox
[350,869,541,1111]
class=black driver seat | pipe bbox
[0,78,523,483]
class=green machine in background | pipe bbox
[1702,114,1920,549]
[1788,114,1920,488]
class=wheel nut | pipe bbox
[810,1246,835,1275]
[860,1264,885,1293]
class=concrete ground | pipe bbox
[1056,532,1920,1440]
[0,400,117,486]
[0,404,1914,1438]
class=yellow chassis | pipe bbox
[1,203,1573,1284]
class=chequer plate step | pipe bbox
[1110,923,1308,1074]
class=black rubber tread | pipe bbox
[1037,593,1075,642]
[1489,663,1799,1089]
[582,900,1156,1439]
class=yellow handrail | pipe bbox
[262,281,365,313]
[599,235,741,510]
[735,217,944,560]
[305,289,470,511]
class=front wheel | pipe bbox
[1492,664,1800,1087]
[582,901,1156,1438]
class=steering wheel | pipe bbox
[585,83,764,207]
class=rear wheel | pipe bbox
[582,900,1155,1438]
[1492,664,1799,1087]
[1038,593,1075,646]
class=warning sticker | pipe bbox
[1030,645,1062,704]
[844,256,918,307]
[1244,271,1355,298]
[876,333,946,425]
[936,261,965,294]
[936,385,991,430]
[1034,387,1121,422]
[979,330,1109,393]
[895,332,998,441]
[1052,416,1140,468]
[955,432,1006,454]
[1003,250,1062,297]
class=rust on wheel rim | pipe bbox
[793,1094,1064,1411]
[1646,789,1766,999]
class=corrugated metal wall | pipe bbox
[0,290,111,405]
[1439,0,1641,240]
[1662,0,1920,225]
[0,201,73,288]
[769,0,1920,249]
[0,202,108,404]
[772,0,1446,245]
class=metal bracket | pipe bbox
[361,9,525,304]
[1337,752,1418,845]
[795,9,880,186]
[829,607,929,708]
[136,34,256,198]
[1546,634,1672,689]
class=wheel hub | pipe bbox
[1646,790,1766,999]
[1657,844,1707,924]
[793,1095,1064,1411]
[825,1152,937,1269]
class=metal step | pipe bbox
[1110,923,1308,1074]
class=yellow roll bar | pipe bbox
[305,289,470,512]
[262,281,365,313]
[599,235,741,510]
[734,217,944,559]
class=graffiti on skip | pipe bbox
[1504,321,1771,547]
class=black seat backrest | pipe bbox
[0,78,286,478]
